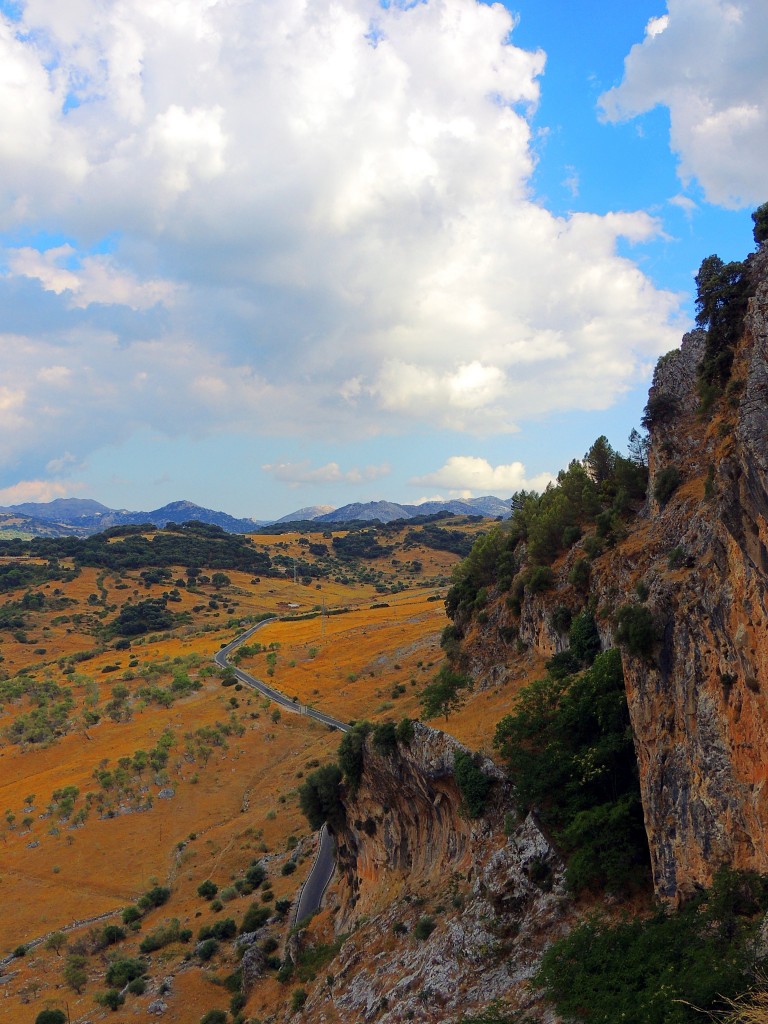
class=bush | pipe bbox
[550,605,572,634]
[526,565,555,593]
[101,924,126,946]
[414,916,436,940]
[240,903,271,933]
[138,885,170,910]
[421,666,470,721]
[538,869,768,1024]
[453,750,492,818]
[568,611,601,666]
[494,649,649,893]
[197,937,219,961]
[654,465,681,506]
[568,557,591,592]
[615,604,656,658]
[105,958,145,987]
[396,718,415,744]
[291,987,308,1012]
[298,764,344,831]
[281,860,297,876]
[197,879,218,900]
[139,918,180,953]
[97,988,125,1011]
[122,904,142,927]
[36,1011,66,1024]
[337,722,372,788]
[200,1011,228,1024]
[371,721,398,755]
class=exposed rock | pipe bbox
[241,942,267,992]
[307,725,571,1022]
[452,245,768,903]
[147,999,168,1015]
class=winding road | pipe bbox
[214,618,349,923]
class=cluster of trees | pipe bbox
[446,435,648,620]
[404,524,474,557]
[0,521,275,574]
[494,648,648,893]
[299,719,416,832]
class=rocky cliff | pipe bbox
[622,244,768,898]
[296,724,570,1023]
[455,244,768,902]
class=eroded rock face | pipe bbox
[623,247,768,897]
[313,725,569,1022]
[446,247,768,903]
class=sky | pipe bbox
[0,0,765,520]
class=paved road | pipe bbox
[213,619,350,732]
[214,618,348,921]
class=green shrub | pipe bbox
[291,987,308,1012]
[396,718,415,744]
[105,958,145,988]
[138,885,170,910]
[568,557,590,592]
[337,722,372,788]
[200,1011,228,1024]
[139,918,180,953]
[36,1010,67,1024]
[453,750,492,818]
[494,650,648,893]
[371,721,398,755]
[101,924,126,946]
[550,605,572,634]
[281,861,297,876]
[414,916,436,941]
[298,764,344,831]
[239,903,270,934]
[197,879,218,900]
[653,465,681,506]
[615,604,656,658]
[568,611,600,666]
[421,666,470,721]
[197,938,219,961]
[538,869,768,1024]
[96,989,125,1011]
[526,565,554,593]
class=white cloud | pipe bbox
[0,0,683,480]
[600,0,768,208]
[262,460,391,487]
[0,479,75,505]
[411,456,554,495]
[6,245,177,309]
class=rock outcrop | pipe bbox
[304,725,570,1022]
[453,245,768,902]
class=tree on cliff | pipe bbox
[299,764,344,831]
[753,201,768,245]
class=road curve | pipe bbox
[213,618,350,732]
[214,618,348,921]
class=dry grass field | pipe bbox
[0,517,522,1022]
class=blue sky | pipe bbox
[0,0,764,519]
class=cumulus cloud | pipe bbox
[262,460,391,487]
[411,456,554,495]
[0,479,76,506]
[600,0,768,208]
[6,245,177,309]
[0,0,683,482]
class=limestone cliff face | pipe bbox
[304,724,569,1023]
[454,246,768,902]
[622,246,768,898]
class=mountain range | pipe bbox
[0,494,511,539]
